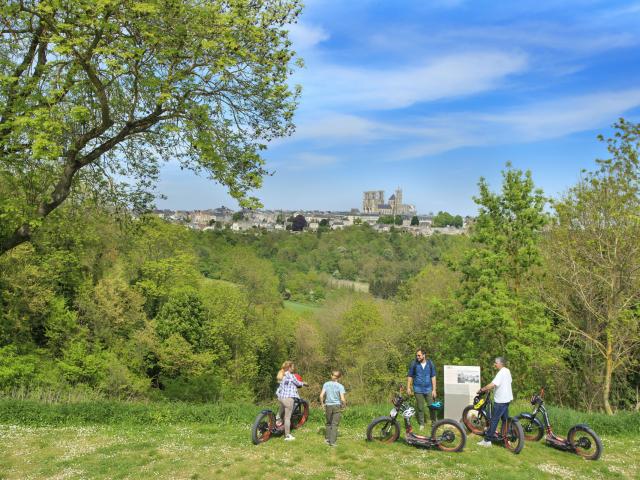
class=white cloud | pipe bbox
[297,51,527,110]
[291,113,385,143]
[394,89,640,159]
[275,88,640,161]
[288,22,330,51]
[484,89,640,141]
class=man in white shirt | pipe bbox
[477,357,513,447]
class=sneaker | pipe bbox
[418,424,425,431]
[324,439,330,445]
[329,443,337,447]
[284,434,295,441]
[477,440,492,447]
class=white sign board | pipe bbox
[444,365,481,421]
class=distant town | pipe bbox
[154,188,470,236]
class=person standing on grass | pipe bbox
[320,370,346,447]
[477,356,513,448]
[406,347,437,431]
[276,360,304,441]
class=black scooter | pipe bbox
[251,397,309,445]
[515,387,603,460]
[366,388,467,452]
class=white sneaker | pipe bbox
[284,434,295,441]
[477,440,492,447]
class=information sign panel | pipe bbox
[444,365,481,421]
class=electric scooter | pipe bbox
[366,388,467,452]
[515,387,603,460]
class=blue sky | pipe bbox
[157,0,640,215]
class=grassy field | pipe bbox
[284,300,322,313]
[0,401,638,480]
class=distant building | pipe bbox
[363,190,385,213]
[362,188,416,215]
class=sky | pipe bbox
[156,0,640,215]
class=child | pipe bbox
[319,370,346,447]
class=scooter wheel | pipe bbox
[568,425,603,460]
[432,419,467,452]
[251,410,275,445]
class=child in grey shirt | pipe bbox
[320,370,346,446]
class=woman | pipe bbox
[276,360,304,441]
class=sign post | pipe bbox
[444,365,481,421]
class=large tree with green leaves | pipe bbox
[0,0,301,254]
[452,165,559,394]
[543,119,640,414]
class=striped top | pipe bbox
[276,371,303,398]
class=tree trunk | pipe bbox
[603,334,614,415]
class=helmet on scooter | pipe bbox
[428,400,443,411]
[403,406,416,418]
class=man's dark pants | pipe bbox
[485,402,509,441]
[325,405,342,445]
[414,392,436,427]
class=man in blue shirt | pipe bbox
[407,348,437,431]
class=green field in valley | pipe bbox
[284,300,322,313]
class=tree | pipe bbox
[432,211,462,228]
[377,215,402,225]
[452,165,559,394]
[291,214,307,231]
[0,0,301,255]
[155,287,207,348]
[410,215,419,226]
[543,120,640,414]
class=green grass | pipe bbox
[284,300,321,313]
[0,399,639,479]
[1,420,638,479]
[2,398,638,436]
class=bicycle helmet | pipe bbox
[473,395,486,409]
[428,400,443,411]
[403,406,416,418]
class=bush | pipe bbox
[1,398,636,436]
[0,345,38,388]
[161,371,223,403]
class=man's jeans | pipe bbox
[414,393,436,427]
[485,402,509,441]
[324,405,342,445]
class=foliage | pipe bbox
[291,214,307,231]
[450,165,560,397]
[542,119,640,413]
[377,215,403,225]
[0,0,302,254]
[432,211,463,228]
[2,124,640,413]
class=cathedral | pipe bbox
[362,188,416,215]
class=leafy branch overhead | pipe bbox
[0,0,302,254]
